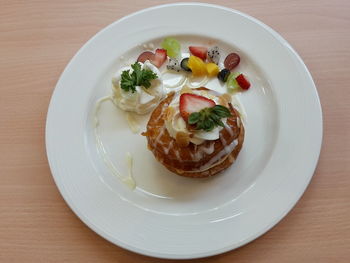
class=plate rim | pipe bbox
[46,2,323,259]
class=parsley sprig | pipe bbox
[188,105,232,132]
[120,62,158,93]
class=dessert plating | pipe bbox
[96,36,251,183]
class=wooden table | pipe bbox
[1,0,349,262]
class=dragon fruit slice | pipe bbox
[207,46,220,64]
[167,58,182,72]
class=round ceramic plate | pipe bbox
[46,3,322,259]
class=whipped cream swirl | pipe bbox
[112,61,164,114]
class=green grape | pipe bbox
[161,37,181,58]
[227,72,241,93]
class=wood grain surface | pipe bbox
[1,0,349,262]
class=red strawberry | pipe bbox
[189,46,208,60]
[151,48,167,68]
[137,51,155,63]
[236,74,251,90]
[179,93,215,121]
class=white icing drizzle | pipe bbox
[220,134,227,146]
[231,95,247,124]
[124,152,136,190]
[192,149,204,161]
[187,138,239,173]
[186,75,209,89]
[161,69,187,89]
[153,102,168,124]
[161,69,209,90]
[224,123,234,137]
[154,126,166,147]
[94,96,113,127]
[174,149,181,159]
[94,97,136,190]
[163,140,173,155]
[200,143,215,155]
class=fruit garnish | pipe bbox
[120,62,158,93]
[161,37,181,58]
[137,51,155,63]
[217,69,230,82]
[236,73,251,90]
[189,46,208,60]
[206,63,220,77]
[152,49,167,68]
[226,72,240,93]
[167,58,181,72]
[224,53,240,70]
[136,49,167,68]
[180,58,191,72]
[226,72,251,91]
[188,105,232,132]
[207,46,220,64]
[179,93,215,121]
[187,56,207,76]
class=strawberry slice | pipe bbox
[136,49,167,68]
[137,51,155,63]
[236,74,251,90]
[189,46,208,60]
[179,93,215,121]
[151,48,167,68]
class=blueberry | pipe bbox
[218,69,230,82]
[180,58,191,72]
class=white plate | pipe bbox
[46,3,322,259]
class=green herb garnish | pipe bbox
[188,105,232,132]
[120,62,158,93]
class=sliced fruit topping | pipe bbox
[189,105,232,132]
[226,72,241,93]
[179,93,215,121]
[187,56,207,76]
[226,72,251,92]
[167,58,181,72]
[161,37,181,58]
[206,63,220,77]
[236,73,251,90]
[180,58,191,72]
[152,48,167,68]
[217,69,231,82]
[224,53,240,70]
[189,46,208,60]
[137,51,155,63]
[136,49,167,68]
[207,46,220,64]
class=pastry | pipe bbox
[142,87,244,178]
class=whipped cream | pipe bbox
[112,61,164,114]
[165,90,226,145]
